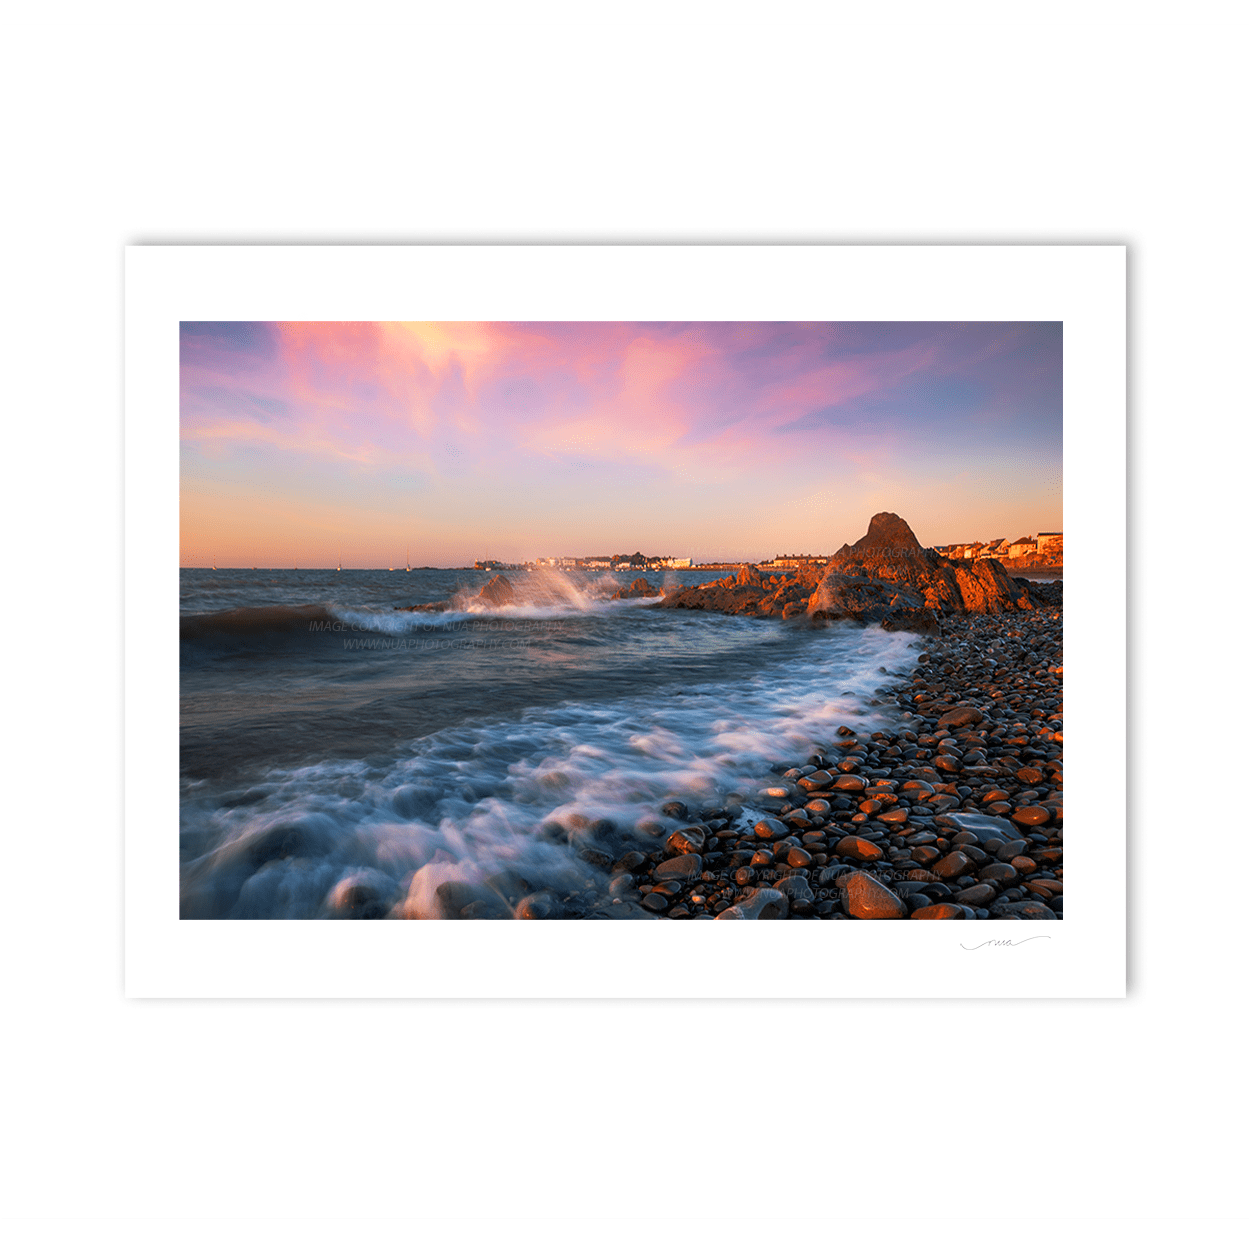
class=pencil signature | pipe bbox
[960,936,1053,950]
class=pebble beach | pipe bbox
[609,580,1063,920]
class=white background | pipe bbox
[4,3,1244,1248]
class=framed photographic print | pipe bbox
[125,244,1125,997]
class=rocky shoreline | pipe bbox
[411,512,1063,921]
[437,577,1062,922]
[512,581,1061,922]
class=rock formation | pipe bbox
[655,511,1036,633]
[611,577,659,600]
[402,573,517,613]
[810,511,1033,625]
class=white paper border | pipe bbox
[125,245,1124,997]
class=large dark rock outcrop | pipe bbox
[820,512,1032,616]
[611,577,659,600]
[655,511,1035,634]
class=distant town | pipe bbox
[932,531,1063,567]
[474,552,842,573]
[474,532,1062,573]
[475,553,696,572]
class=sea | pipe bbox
[180,566,923,919]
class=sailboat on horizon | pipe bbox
[406,546,411,573]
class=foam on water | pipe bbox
[181,566,670,619]
[180,623,919,919]
[326,595,652,636]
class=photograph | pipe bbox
[178,318,1064,923]
[11,12,1240,1246]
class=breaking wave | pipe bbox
[180,624,919,920]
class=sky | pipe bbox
[180,321,1062,567]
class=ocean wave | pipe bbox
[181,586,663,640]
[328,596,655,635]
[180,625,919,919]
[179,603,335,639]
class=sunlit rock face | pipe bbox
[656,512,1034,632]
[818,513,1033,619]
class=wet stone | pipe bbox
[910,902,965,920]
[840,871,907,920]
[1012,806,1051,827]
[990,898,1057,921]
[569,834,616,868]
[1025,879,1061,899]
[941,812,1018,840]
[653,854,703,881]
[717,887,788,920]
[666,827,707,856]
[835,836,884,863]
[434,881,500,919]
[953,883,999,907]
[754,818,787,840]
[938,705,984,729]
[978,862,1018,883]
[514,891,563,920]
[482,870,532,908]
[799,770,834,790]
[775,875,816,906]
[459,898,512,919]
[641,892,670,912]
[932,851,972,879]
